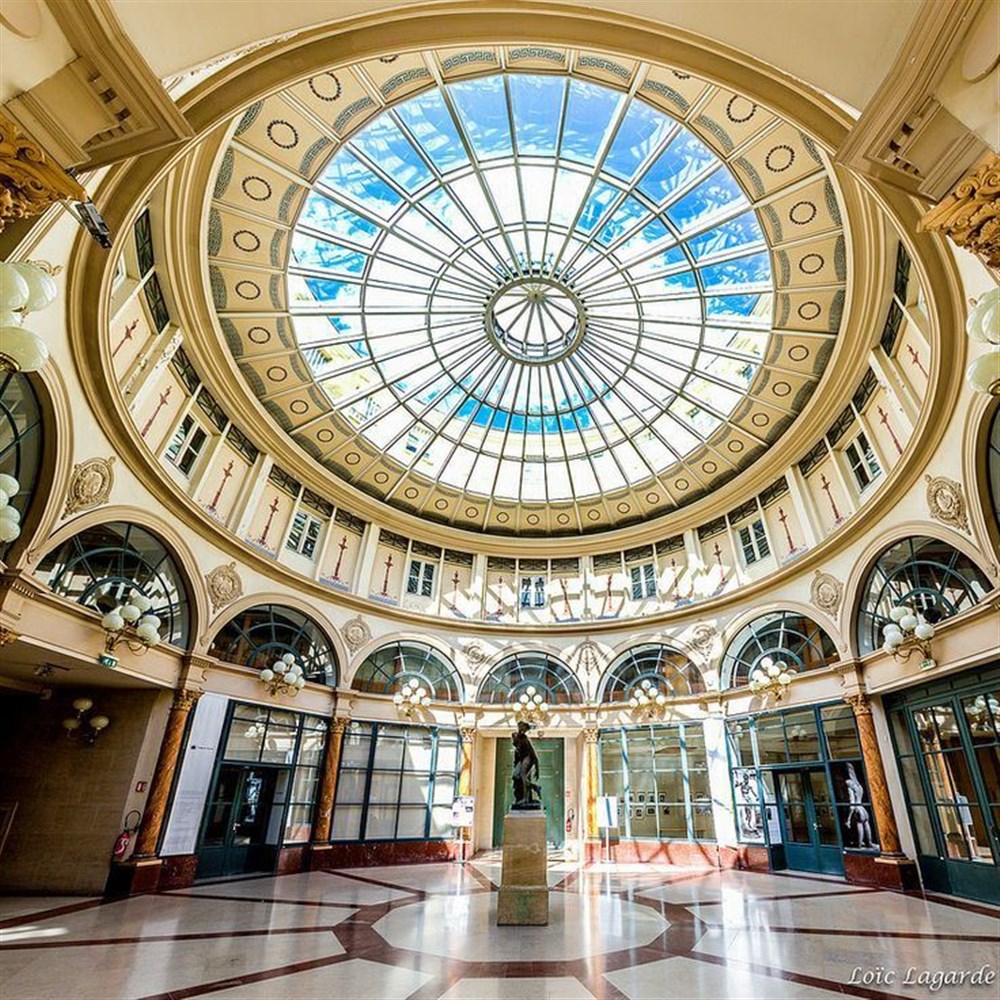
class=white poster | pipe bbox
[598,795,619,829]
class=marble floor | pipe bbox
[1,863,997,999]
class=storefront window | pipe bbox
[332,721,460,841]
[598,722,714,841]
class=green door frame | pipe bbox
[888,672,1000,905]
[773,764,845,876]
[493,737,565,848]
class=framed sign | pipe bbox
[451,796,475,828]
[598,794,619,829]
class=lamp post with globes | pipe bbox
[965,287,1000,395]
[628,678,669,721]
[0,473,23,543]
[258,652,307,697]
[512,685,549,725]
[0,260,58,373]
[881,603,936,667]
[100,591,164,662]
[393,677,431,717]
[747,656,797,702]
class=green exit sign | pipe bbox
[98,653,119,669]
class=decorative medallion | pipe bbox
[689,622,717,658]
[811,570,844,616]
[205,561,243,612]
[925,475,969,532]
[342,614,371,653]
[463,640,489,670]
[63,456,115,516]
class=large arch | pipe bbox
[34,520,195,647]
[598,643,705,703]
[0,371,43,564]
[852,534,992,656]
[207,602,339,686]
[351,641,463,702]
[477,651,584,705]
[721,610,839,689]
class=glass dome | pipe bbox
[289,73,772,507]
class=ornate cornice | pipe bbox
[0,111,86,229]
[919,154,1000,271]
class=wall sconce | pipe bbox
[0,473,23,543]
[512,686,549,725]
[62,698,110,745]
[258,653,306,696]
[965,288,999,395]
[393,677,430,717]
[881,602,936,667]
[100,590,163,657]
[0,260,58,373]
[748,656,797,702]
[628,678,668,721]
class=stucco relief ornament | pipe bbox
[689,623,717,658]
[811,570,843,616]
[63,456,115,517]
[925,475,969,532]
[342,615,370,653]
[205,562,243,612]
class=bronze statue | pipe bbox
[511,721,542,810]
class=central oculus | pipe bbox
[486,277,586,363]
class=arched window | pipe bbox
[208,604,337,686]
[0,371,43,556]
[599,644,705,702]
[36,522,192,646]
[477,651,584,705]
[987,403,1000,537]
[352,641,463,701]
[722,611,838,688]
[855,536,991,654]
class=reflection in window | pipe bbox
[599,723,714,841]
[351,641,463,702]
[722,611,838,689]
[599,644,705,703]
[36,521,191,646]
[209,604,338,686]
[855,536,990,654]
[331,722,459,841]
[477,651,584,705]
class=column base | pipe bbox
[104,857,163,898]
[844,851,920,891]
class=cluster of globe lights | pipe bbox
[628,678,668,717]
[966,287,1000,395]
[100,591,163,651]
[513,685,549,722]
[0,473,23,543]
[259,653,308,695]
[0,260,58,373]
[748,655,797,698]
[393,677,432,716]
[881,602,935,656]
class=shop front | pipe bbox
[727,703,879,876]
[886,664,1000,904]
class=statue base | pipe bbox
[497,811,548,926]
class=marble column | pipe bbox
[132,688,200,859]
[844,693,919,889]
[312,717,349,844]
[459,726,476,796]
[584,726,599,839]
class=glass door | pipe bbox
[493,737,565,849]
[891,683,1000,904]
[775,767,844,875]
[196,764,284,878]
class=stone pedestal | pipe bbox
[497,811,548,926]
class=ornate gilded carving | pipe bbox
[811,570,844,616]
[844,692,872,715]
[342,614,370,653]
[924,474,969,532]
[0,111,86,229]
[919,154,1000,270]
[460,725,477,745]
[205,562,242,612]
[63,456,115,516]
[583,726,599,744]
[0,627,20,646]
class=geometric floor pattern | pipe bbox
[1,863,997,999]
